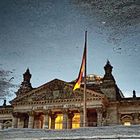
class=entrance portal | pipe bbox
[87,109,97,127]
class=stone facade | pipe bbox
[0,61,140,129]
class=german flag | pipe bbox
[73,32,87,91]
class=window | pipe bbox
[55,114,63,129]
[124,122,131,126]
[72,113,80,129]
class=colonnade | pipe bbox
[12,108,104,129]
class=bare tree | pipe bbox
[0,69,16,100]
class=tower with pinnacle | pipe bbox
[102,60,115,84]
[101,60,123,100]
[16,68,33,96]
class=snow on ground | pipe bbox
[0,125,140,140]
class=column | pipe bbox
[133,113,139,125]
[67,112,74,129]
[43,110,50,129]
[102,110,107,126]
[96,108,103,126]
[62,109,68,129]
[23,115,29,128]
[38,119,42,129]
[50,113,57,129]
[79,109,84,127]
[28,111,34,128]
[0,120,3,130]
[12,112,18,128]
[17,118,21,128]
[118,113,121,125]
[17,113,24,128]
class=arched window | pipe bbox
[3,120,12,129]
[121,115,133,126]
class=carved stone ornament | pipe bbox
[43,109,51,115]
[62,108,69,114]
[27,111,35,116]
[96,108,103,113]
[78,108,83,113]
[12,112,19,117]
[50,113,57,119]
[68,112,74,119]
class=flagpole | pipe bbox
[83,31,87,127]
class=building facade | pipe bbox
[0,61,140,129]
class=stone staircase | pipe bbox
[1,125,140,140]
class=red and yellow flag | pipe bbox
[73,38,86,91]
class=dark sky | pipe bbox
[0,0,140,101]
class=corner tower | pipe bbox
[101,60,124,100]
[16,68,33,96]
[102,60,115,83]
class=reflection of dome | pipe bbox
[71,74,103,85]
[93,75,102,81]
[87,74,94,80]
[86,74,103,84]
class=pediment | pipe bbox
[11,79,105,104]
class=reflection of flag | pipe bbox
[73,32,87,91]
